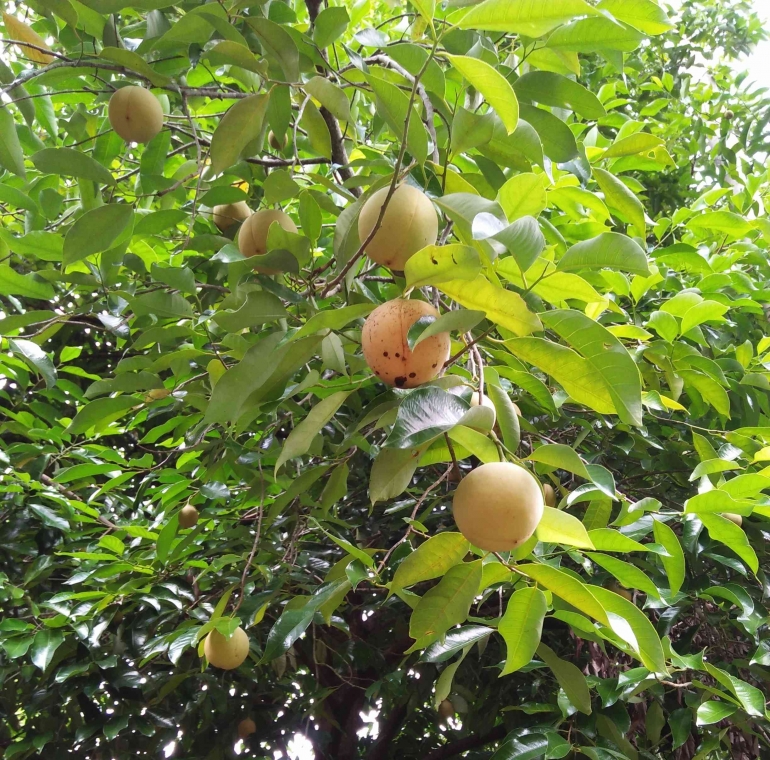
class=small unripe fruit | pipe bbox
[438,699,454,721]
[362,300,450,388]
[512,402,521,416]
[108,86,164,143]
[238,209,297,273]
[212,201,251,231]
[179,505,199,528]
[543,483,557,508]
[204,626,250,670]
[470,391,496,427]
[269,130,287,151]
[452,462,544,552]
[357,184,438,271]
[723,512,742,527]
[238,718,256,738]
[725,109,735,120]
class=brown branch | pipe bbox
[40,474,117,530]
[424,724,508,760]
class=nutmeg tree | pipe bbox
[1,2,770,760]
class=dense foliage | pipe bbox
[2,1,770,759]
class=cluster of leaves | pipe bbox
[1,0,770,759]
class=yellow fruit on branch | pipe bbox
[108,86,164,144]
[543,483,557,508]
[438,699,455,721]
[357,184,438,271]
[269,130,287,151]
[203,626,250,670]
[723,512,742,527]
[237,718,256,738]
[362,300,450,388]
[452,462,544,552]
[470,391,496,427]
[238,209,297,273]
[212,202,251,231]
[178,505,199,528]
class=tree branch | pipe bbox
[424,724,508,760]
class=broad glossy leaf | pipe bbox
[275,391,351,472]
[0,106,27,178]
[514,72,605,119]
[404,244,481,289]
[408,309,485,350]
[408,560,483,649]
[9,338,57,389]
[537,642,592,714]
[497,173,547,221]
[696,701,737,726]
[588,529,648,553]
[304,76,351,122]
[447,55,519,134]
[439,276,541,336]
[421,625,493,663]
[699,513,758,573]
[390,532,471,597]
[499,587,547,675]
[30,630,64,671]
[519,564,609,625]
[536,507,594,549]
[597,0,674,34]
[652,518,685,595]
[519,104,578,163]
[66,396,137,435]
[490,734,550,760]
[247,17,299,82]
[487,382,520,452]
[558,233,649,275]
[547,18,645,52]
[313,6,349,48]
[293,303,375,341]
[458,0,600,37]
[369,446,423,504]
[492,217,546,274]
[587,553,660,599]
[63,204,134,266]
[601,132,664,159]
[213,291,288,332]
[32,148,115,185]
[385,387,469,449]
[99,46,170,85]
[209,93,269,175]
[0,266,55,300]
[679,300,728,335]
[593,168,645,233]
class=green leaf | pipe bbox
[304,76,351,122]
[528,443,591,480]
[451,106,494,155]
[0,266,55,300]
[696,701,737,726]
[447,55,519,134]
[367,73,429,164]
[209,93,270,175]
[597,0,674,34]
[385,387,469,449]
[30,629,64,671]
[369,446,424,505]
[519,564,609,626]
[63,204,134,267]
[679,300,728,335]
[205,40,261,73]
[457,0,601,37]
[32,148,116,185]
[28,503,69,531]
[99,46,171,86]
[408,560,483,649]
[275,391,351,472]
[499,587,547,675]
[487,382,521,453]
[411,0,434,24]
[390,532,471,598]
[699,513,758,574]
[262,580,349,662]
[404,244,481,289]
[66,396,137,435]
[9,338,57,389]
[541,310,643,426]
[558,233,649,275]
[497,173,547,221]
[439,276,541,336]
[213,291,288,332]
[135,209,188,236]
[493,217,547,274]
[537,642,592,714]
[490,735,550,760]
[587,553,660,600]
[0,105,25,178]
[519,104,578,162]
[536,507,594,549]
[293,303,375,341]
[593,168,645,233]
[689,458,739,480]
[422,625,493,663]
[132,291,194,320]
[313,6,350,48]
[408,309,485,349]
[514,72,605,119]
[686,210,754,237]
[155,514,178,563]
[601,132,664,159]
[246,17,299,82]
[547,18,645,53]
[448,426,500,463]
[652,518,685,595]
[588,529,648,553]
[679,370,731,418]
[433,645,469,709]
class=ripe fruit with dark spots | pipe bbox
[362,300,450,388]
